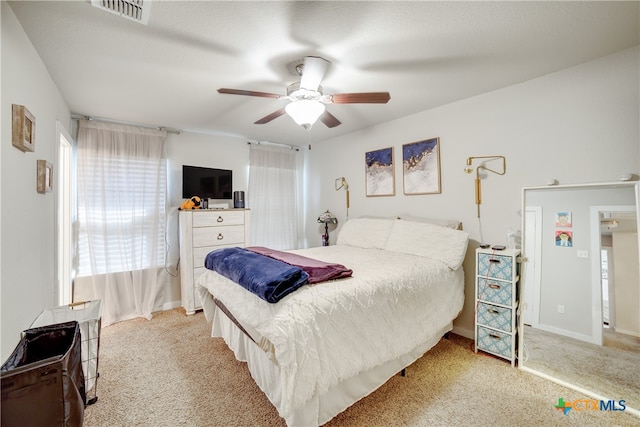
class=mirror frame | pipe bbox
[518,181,640,417]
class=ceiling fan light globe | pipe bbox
[285,100,325,127]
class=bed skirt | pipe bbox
[202,289,451,426]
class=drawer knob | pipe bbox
[488,308,500,315]
[217,233,224,240]
[489,259,501,264]
[489,334,501,340]
[217,216,224,223]
[488,283,501,290]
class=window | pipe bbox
[77,157,166,276]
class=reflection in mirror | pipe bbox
[519,182,640,416]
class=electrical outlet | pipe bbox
[558,305,565,314]
[577,250,589,259]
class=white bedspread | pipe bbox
[196,245,464,419]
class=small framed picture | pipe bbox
[555,230,573,247]
[402,137,441,195]
[555,211,572,228]
[365,146,395,197]
[12,104,36,152]
[37,160,53,193]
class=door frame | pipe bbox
[56,121,73,306]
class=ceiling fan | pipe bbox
[218,56,391,129]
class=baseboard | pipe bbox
[162,300,181,311]
[452,325,474,339]
[536,322,597,345]
[613,327,640,338]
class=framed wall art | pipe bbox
[365,146,395,197]
[12,104,36,152]
[402,137,441,195]
[555,230,573,247]
[37,160,53,193]
[555,211,572,228]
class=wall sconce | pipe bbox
[335,177,350,209]
[464,155,507,218]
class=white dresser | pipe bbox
[474,247,520,366]
[178,209,250,315]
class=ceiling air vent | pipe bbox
[91,0,151,25]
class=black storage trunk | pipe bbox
[1,321,85,426]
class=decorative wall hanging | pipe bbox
[37,160,53,193]
[555,230,573,247]
[12,104,35,152]
[365,147,395,197]
[555,211,572,228]
[402,137,441,195]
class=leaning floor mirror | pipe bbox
[519,181,640,415]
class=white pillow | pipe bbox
[336,218,395,249]
[384,219,469,270]
[360,214,461,230]
[397,214,461,230]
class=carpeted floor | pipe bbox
[523,325,640,412]
[83,309,639,426]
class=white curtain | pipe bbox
[74,120,168,327]
[248,144,300,250]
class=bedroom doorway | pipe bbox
[594,208,639,344]
[601,247,614,330]
[590,205,638,346]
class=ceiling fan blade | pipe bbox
[254,108,286,124]
[329,92,391,104]
[299,56,331,91]
[218,88,282,99]
[320,111,341,128]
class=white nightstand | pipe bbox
[474,247,520,366]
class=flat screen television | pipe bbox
[182,165,232,200]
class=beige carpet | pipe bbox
[523,325,640,412]
[84,309,639,426]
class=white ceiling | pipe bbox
[8,1,640,146]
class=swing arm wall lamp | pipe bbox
[335,177,350,208]
[464,156,507,218]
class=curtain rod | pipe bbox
[247,140,300,151]
[71,113,181,135]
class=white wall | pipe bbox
[304,46,640,338]
[164,132,249,306]
[1,3,72,360]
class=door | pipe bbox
[523,206,542,326]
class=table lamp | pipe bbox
[317,210,338,246]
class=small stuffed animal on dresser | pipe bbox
[180,196,201,210]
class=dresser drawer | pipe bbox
[193,210,245,227]
[476,326,513,359]
[477,302,512,332]
[477,253,517,280]
[477,277,513,306]
[193,244,245,268]
[192,225,244,247]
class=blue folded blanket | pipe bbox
[204,247,309,303]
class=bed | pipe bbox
[195,217,469,426]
